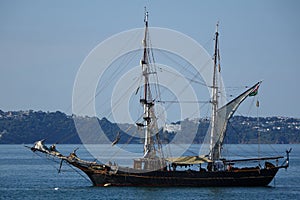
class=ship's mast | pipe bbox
[210,22,220,161]
[140,8,155,158]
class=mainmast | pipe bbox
[210,22,220,161]
[140,8,155,158]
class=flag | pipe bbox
[249,84,260,96]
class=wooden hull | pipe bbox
[70,162,279,187]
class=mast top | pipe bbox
[215,21,219,35]
[144,7,149,24]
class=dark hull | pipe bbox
[71,162,279,187]
[28,144,289,187]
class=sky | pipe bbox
[0,0,299,119]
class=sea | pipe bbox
[0,144,299,200]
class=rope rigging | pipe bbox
[53,17,271,163]
[30,148,92,184]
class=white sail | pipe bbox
[200,81,261,159]
[212,81,262,159]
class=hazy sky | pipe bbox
[0,0,299,118]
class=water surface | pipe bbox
[0,144,299,200]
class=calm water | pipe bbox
[0,144,299,200]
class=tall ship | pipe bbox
[29,9,290,187]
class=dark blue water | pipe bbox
[0,144,299,200]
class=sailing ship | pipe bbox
[29,9,290,187]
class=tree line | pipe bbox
[0,110,299,144]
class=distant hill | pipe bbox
[0,110,299,144]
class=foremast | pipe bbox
[140,8,155,159]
